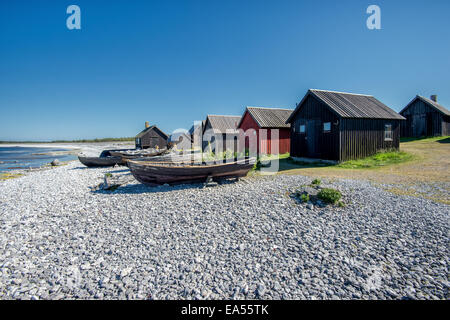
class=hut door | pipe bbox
[306,120,320,158]
[412,114,426,137]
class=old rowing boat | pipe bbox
[109,148,168,164]
[127,157,256,186]
[78,156,122,167]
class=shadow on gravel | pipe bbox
[92,183,204,194]
[90,178,240,194]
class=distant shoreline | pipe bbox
[0,138,134,144]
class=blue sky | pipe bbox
[1,0,449,141]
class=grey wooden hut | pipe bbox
[400,95,450,137]
[188,120,206,149]
[202,115,241,153]
[135,122,168,149]
[286,89,405,162]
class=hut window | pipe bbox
[384,124,393,141]
[299,124,306,134]
[323,122,331,132]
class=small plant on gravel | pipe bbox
[300,193,310,203]
[337,200,345,207]
[311,178,321,186]
[318,188,342,204]
[105,173,113,178]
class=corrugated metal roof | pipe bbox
[205,115,241,134]
[287,89,405,122]
[400,95,450,116]
[136,125,168,139]
[239,107,293,128]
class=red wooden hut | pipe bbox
[238,107,293,155]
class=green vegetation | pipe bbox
[259,153,290,161]
[311,178,321,186]
[0,172,23,181]
[105,173,113,178]
[400,135,450,143]
[318,188,342,204]
[300,193,310,203]
[337,151,414,169]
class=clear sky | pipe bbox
[1,0,449,141]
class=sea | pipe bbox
[0,146,77,173]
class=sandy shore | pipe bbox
[0,142,135,157]
[0,160,448,300]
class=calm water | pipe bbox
[0,147,77,172]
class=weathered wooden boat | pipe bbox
[132,153,202,163]
[99,149,135,158]
[109,148,168,164]
[127,157,256,186]
[78,156,122,167]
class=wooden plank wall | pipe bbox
[400,100,444,137]
[340,119,401,161]
[141,128,168,149]
[289,95,340,160]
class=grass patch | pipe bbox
[259,153,290,161]
[0,172,23,180]
[400,136,450,143]
[337,151,414,169]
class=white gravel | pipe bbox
[0,161,448,300]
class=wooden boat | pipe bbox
[109,148,168,164]
[132,153,202,163]
[78,156,122,167]
[99,149,134,158]
[127,157,256,186]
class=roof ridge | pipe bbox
[309,89,373,97]
[246,106,293,111]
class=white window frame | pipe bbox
[299,124,306,134]
[323,122,331,132]
[384,124,393,141]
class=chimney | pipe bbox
[145,121,150,128]
[430,95,437,102]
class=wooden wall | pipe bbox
[442,116,450,136]
[340,119,401,161]
[289,94,401,161]
[140,128,168,149]
[400,99,445,137]
[238,111,291,154]
[290,95,340,160]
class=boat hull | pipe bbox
[128,158,256,186]
[78,156,122,167]
[109,149,167,164]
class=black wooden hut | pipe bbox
[286,89,405,162]
[399,95,450,137]
[135,122,168,149]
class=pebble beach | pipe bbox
[0,159,448,300]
